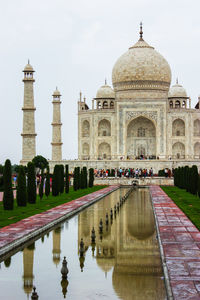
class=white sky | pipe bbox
[0,0,200,164]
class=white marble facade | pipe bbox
[78,27,200,166]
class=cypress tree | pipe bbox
[73,167,77,191]
[45,168,50,198]
[191,165,199,195]
[83,167,87,188]
[77,167,80,190]
[198,175,200,198]
[89,168,94,187]
[3,159,14,210]
[39,171,44,200]
[80,169,84,189]
[16,166,27,207]
[52,165,60,196]
[65,165,69,194]
[27,162,36,204]
[60,165,64,194]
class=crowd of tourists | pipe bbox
[94,167,173,178]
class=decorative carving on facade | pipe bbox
[126,111,157,123]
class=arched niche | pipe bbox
[82,143,89,158]
[110,101,114,109]
[103,101,108,109]
[194,142,200,157]
[172,119,185,136]
[169,101,173,108]
[172,142,185,159]
[194,119,200,136]
[98,119,111,136]
[175,100,181,108]
[82,120,90,137]
[127,116,156,158]
[98,142,111,160]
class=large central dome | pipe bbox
[112,25,171,93]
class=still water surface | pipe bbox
[0,188,167,299]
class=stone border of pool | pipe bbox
[150,186,200,300]
[0,186,119,258]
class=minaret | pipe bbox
[51,88,62,161]
[21,61,37,164]
[52,227,61,266]
[23,245,35,297]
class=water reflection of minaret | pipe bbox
[23,243,35,298]
[52,226,61,267]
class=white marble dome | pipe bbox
[96,82,115,98]
[168,82,187,98]
[112,37,171,92]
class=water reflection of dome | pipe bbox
[112,271,166,300]
[126,191,155,240]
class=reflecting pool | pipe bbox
[0,188,167,299]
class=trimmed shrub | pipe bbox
[39,172,44,200]
[83,167,88,189]
[80,169,84,189]
[59,165,64,194]
[65,165,69,194]
[45,168,50,198]
[73,167,77,191]
[16,166,27,207]
[77,167,80,190]
[3,159,14,210]
[198,175,200,198]
[52,165,60,196]
[27,162,36,204]
[191,165,199,195]
[89,168,94,187]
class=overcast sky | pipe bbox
[0,0,200,164]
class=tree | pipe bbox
[39,170,44,200]
[65,165,69,194]
[52,165,60,196]
[83,167,88,189]
[16,166,27,207]
[80,169,85,189]
[191,165,199,195]
[198,175,200,198]
[59,165,64,194]
[27,162,36,204]
[73,167,77,191]
[89,168,94,187]
[3,159,14,210]
[32,155,49,171]
[77,167,80,190]
[45,168,50,198]
[0,164,4,174]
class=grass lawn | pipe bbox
[161,186,200,231]
[0,185,107,228]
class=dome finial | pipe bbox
[176,77,178,84]
[139,22,143,41]
[105,78,107,85]
[28,59,30,64]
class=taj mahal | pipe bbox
[20,24,200,172]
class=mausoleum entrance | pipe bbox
[127,117,156,159]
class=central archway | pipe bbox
[127,117,156,158]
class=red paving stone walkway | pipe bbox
[0,186,118,252]
[150,186,200,300]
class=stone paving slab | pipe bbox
[150,186,200,300]
[0,186,118,255]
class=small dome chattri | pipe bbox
[96,81,115,99]
[23,60,34,72]
[53,87,61,97]
[168,80,187,98]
